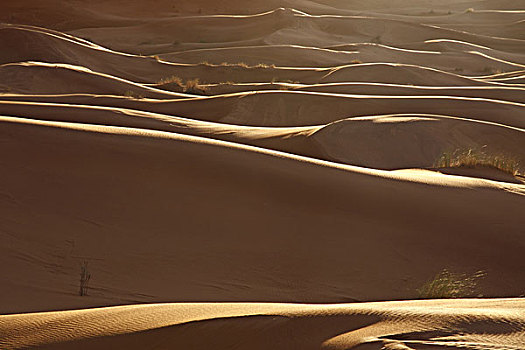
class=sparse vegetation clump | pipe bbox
[435,149,521,176]
[481,66,503,75]
[79,261,91,296]
[183,78,208,94]
[200,61,276,69]
[253,63,276,69]
[418,269,486,299]
[123,90,144,99]
[158,75,183,86]
[156,76,208,95]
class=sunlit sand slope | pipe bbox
[1,299,524,350]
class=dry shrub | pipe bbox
[435,149,520,176]
[158,75,184,86]
[206,62,275,69]
[184,78,207,94]
[79,261,91,296]
[253,63,276,69]
[156,76,207,95]
[418,269,485,299]
[123,90,144,99]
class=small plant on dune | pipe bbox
[156,76,207,94]
[253,63,276,69]
[79,260,91,296]
[123,90,144,99]
[213,62,275,69]
[482,66,503,75]
[234,62,250,68]
[435,149,521,176]
[157,75,184,86]
[418,269,486,299]
[215,81,237,87]
[184,78,208,94]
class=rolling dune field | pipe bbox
[0,0,524,349]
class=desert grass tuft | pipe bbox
[418,269,485,299]
[201,61,276,69]
[184,78,208,94]
[123,90,144,99]
[156,76,208,95]
[435,149,520,176]
[158,75,184,86]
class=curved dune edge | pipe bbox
[1,115,523,190]
[0,99,524,174]
[1,299,524,350]
[3,87,525,129]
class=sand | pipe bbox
[0,0,524,349]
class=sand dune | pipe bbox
[0,62,191,97]
[3,89,524,128]
[2,299,524,350]
[0,24,181,83]
[2,100,523,171]
[1,0,524,349]
[163,42,525,73]
[1,116,524,311]
[61,8,525,55]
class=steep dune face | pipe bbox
[0,0,524,349]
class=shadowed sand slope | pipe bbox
[1,0,525,349]
[1,116,524,312]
